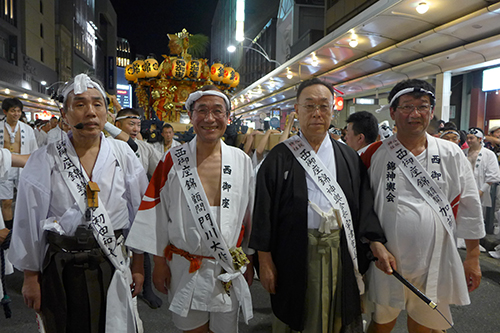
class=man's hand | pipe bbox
[107,110,116,123]
[370,241,397,275]
[258,251,277,294]
[0,228,9,245]
[130,253,144,297]
[464,239,482,292]
[22,270,41,313]
[152,255,171,295]
[243,255,254,287]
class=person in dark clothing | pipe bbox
[250,78,394,333]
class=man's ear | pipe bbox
[115,121,122,129]
[359,133,366,145]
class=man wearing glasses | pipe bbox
[361,79,484,332]
[250,78,394,332]
[126,86,255,333]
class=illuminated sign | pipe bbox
[483,66,500,92]
[116,67,133,109]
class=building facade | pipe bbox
[0,0,118,119]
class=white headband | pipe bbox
[440,130,459,138]
[468,128,484,139]
[60,73,107,105]
[378,124,393,139]
[115,115,140,121]
[389,87,435,108]
[185,90,231,112]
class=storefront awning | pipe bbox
[232,0,500,118]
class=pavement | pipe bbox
[1,248,500,332]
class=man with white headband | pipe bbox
[9,73,148,332]
[114,107,163,310]
[115,108,162,177]
[127,85,255,332]
[465,127,500,213]
[362,79,485,332]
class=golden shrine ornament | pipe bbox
[145,57,160,78]
[210,63,224,82]
[172,59,187,79]
[125,64,136,81]
[133,59,146,78]
[223,67,235,85]
[186,60,201,79]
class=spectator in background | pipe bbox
[153,123,181,154]
[0,98,38,230]
[344,111,379,155]
[465,127,500,213]
[49,116,58,129]
[484,125,500,158]
[46,117,71,144]
[439,128,461,146]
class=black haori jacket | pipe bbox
[249,137,386,332]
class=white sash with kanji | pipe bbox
[383,135,457,299]
[170,137,253,323]
[49,137,138,333]
[284,135,364,294]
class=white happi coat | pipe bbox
[126,137,254,317]
[0,148,13,300]
[8,132,148,272]
[464,146,500,208]
[35,128,48,147]
[362,134,485,308]
[135,139,162,177]
[46,126,67,145]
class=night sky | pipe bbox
[110,0,219,60]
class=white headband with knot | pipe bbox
[468,128,484,139]
[389,87,435,108]
[115,115,141,121]
[185,90,231,112]
[60,73,107,104]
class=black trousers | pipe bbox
[40,233,115,333]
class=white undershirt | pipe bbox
[305,134,337,229]
[395,149,444,278]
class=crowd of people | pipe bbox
[0,73,494,333]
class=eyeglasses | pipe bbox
[193,108,228,119]
[396,105,431,114]
[298,103,332,113]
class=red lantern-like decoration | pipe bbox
[210,63,224,82]
[145,57,159,78]
[186,60,201,79]
[133,59,146,79]
[230,72,240,88]
[335,96,344,111]
[222,67,235,85]
[171,59,187,79]
[125,64,136,81]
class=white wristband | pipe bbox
[104,122,122,138]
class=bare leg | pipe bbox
[141,252,163,309]
[367,318,397,333]
[2,199,13,222]
[184,322,211,333]
[407,316,433,333]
